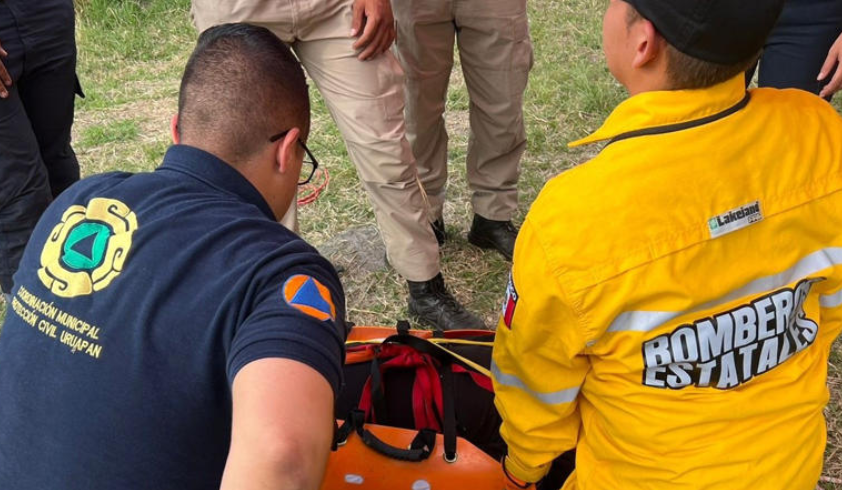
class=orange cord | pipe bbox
[297,167,330,206]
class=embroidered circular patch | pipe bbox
[282,275,336,322]
[38,197,138,298]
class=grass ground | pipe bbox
[0,0,840,485]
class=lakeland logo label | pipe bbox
[39,198,138,298]
[708,201,762,238]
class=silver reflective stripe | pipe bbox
[491,360,580,405]
[821,289,842,308]
[607,311,676,333]
[607,247,842,333]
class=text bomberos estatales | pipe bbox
[642,278,820,390]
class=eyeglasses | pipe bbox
[269,130,319,186]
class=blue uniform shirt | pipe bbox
[0,145,347,489]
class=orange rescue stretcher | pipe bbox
[320,325,500,490]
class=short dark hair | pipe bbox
[626,7,758,91]
[177,23,310,164]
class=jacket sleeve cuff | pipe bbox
[504,454,551,484]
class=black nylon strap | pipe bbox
[368,351,388,423]
[334,410,361,446]
[441,365,458,462]
[396,319,411,336]
[383,334,461,460]
[331,418,340,451]
[359,427,436,462]
[382,334,465,370]
[335,409,436,462]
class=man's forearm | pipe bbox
[224,358,336,490]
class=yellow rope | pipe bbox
[426,340,492,378]
[345,337,494,378]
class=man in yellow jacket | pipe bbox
[493,1,842,489]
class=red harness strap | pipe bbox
[358,345,444,432]
[355,344,494,432]
[452,364,493,392]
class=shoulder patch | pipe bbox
[282,275,336,322]
[502,273,518,329]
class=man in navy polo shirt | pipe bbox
[0,24,346,490]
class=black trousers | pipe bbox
[747,0,842,99]
[0,1,79,293]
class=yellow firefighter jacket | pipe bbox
[492,75,842,490]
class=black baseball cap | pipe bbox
[624,0,785,64]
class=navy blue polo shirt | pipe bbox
[0,145,347,490]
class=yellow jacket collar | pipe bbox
[569,75,749,148]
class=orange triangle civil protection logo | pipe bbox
[282,274,336,322]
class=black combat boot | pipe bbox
[467,214,518,261]
[407,273,486,331]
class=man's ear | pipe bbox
[631,19,663,69]
[171,114,180,144]
[275,128,301,175]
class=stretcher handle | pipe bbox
[335,409,437,462]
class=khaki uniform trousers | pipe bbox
[393,0,532,221]
[191,0,441,282]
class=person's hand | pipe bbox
[818,32,842,99]
[350,0,396,61]
[0,39,11,99]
